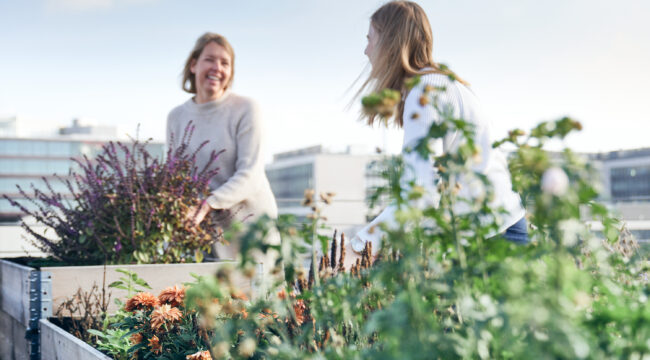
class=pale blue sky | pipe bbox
[1,0,649,161]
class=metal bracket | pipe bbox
[26,270,52,360]
[40,271,52,319]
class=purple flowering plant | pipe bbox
[5,123,223,265]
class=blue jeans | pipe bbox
[502,217,529,244]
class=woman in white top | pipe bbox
[166,33,278,275]
[347,1,527,263]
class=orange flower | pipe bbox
[230,290,248,301]
[158,285,185,307]
[277,289,287,300]
[186,350,212,360]
[240,309,249,319]
[130,332,143,345]
[125,292,160,312]
[258,308,279,320]
[293,300,306,325]
[150,304,183,331]
[148,335,162,354]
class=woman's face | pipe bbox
[190,41,232,102]
[364,23,379,68]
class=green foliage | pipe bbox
[87,78,648,359]
[109,268,153,299]
[181,78,650,359]
[88,328,132,360]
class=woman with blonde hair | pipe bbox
[166,33,279,288]
[347,1,527,261]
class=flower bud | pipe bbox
[238,338,256,358]
[541,167,569,196]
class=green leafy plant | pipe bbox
[183,75,648,359]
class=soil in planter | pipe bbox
[50,317,97,342]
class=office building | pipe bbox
[0,118,164,257]
[265,145,383,235]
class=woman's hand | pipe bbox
[342,237,363,271]
[186,201,213,227]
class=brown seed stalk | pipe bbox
[338,233,346,273]
[330,230,338,270]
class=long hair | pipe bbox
[357,1,467,127]
[181,32,235,94]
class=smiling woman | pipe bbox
[166,33,279,286]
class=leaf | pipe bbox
[87,329,106,338]
[108,280,124,288]
[133,277,151,289]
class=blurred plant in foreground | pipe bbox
[167,77,649,358]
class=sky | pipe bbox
[1,0,649,163]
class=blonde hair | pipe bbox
[181,33,235,94]
[358,1,467,127]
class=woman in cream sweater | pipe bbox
[166,33,278,278]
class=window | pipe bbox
[266,164,314,204]
[611,165,650,201]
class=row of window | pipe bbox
[0,158,76,175]
[266,164,314,199]
[611,165,650,200]
[0,139,166,159]
[0,177,73,194]
[0,139,105,157]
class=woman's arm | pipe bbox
[205,101,265,210]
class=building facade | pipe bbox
[266,145,650,244]
[265,146,383,235]
[591,148,650,243]
[0,119,164,256]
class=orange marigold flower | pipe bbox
[277,289,287,300]
[293,300,306,325]
[148,335,162,354]
[258,308,279,320]
[230,290,248,301]
[158,285,185,307]
[125,292,160,312]
[150,304,183,331]
[130,332,143,345]
[186,350,212,360]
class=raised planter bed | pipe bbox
[1,258,251,359]
[39,319,110,360]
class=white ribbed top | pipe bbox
[352,73,526,252]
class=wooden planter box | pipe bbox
[39,319,110,360]
[0,259,250,359]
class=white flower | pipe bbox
[238,338,256,357]
[558,219,584,246]
[541,167,569,196]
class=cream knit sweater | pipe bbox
[166,92,278,226]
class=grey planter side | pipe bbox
[0,259,43,360]
[39,319,111,360]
